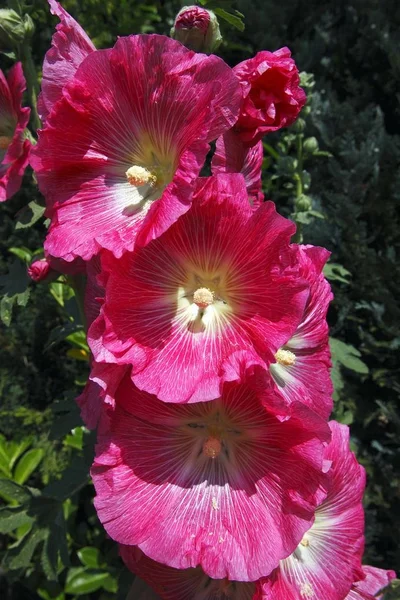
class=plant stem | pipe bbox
[20,42,41,132]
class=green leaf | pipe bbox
[0,478,32,504]
[0,505,33,533]
[9,246,33,263]
[324,262,352,284]
[77,546,103,568]
[213,8,245,31]
[15,201,46,230]
[45,322,84,352]
[0,258,31,326]
[41,512,70,580]
[8,438,32,470]
[14,448,44,485]
[65,568,110,595]
[330,337,369,374]
[64,427,84,450]
[0,436,12,477]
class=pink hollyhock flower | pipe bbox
[89,174,309,403]
[269,245,333,419]
[92,372,329,581]
[233,48,306,146]
[0,63,31,202]
[345,566,396,600]
[212,129,264,209]
[27,257,56,282]
[31,35,242,262]
[258,421,365,600]
[120,546,257,599]
[38,0,95,123]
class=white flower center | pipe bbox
[125,165,157,187]
[193,287,214,308]
[275,348,296,366]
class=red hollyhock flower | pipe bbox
[257,421,365,600]
[91,371,329,581]
[212,129,264,209]
[89,174,309,403]
[120,546,257,599]
[345,566,396,600]
[0,63,31,202]
[233,48,306,146]
[31,35,242,262]
[38,0,95,123]
[269,245,333,419]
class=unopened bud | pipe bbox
[171,5,222,54]
[23,14,35,39]
[0,9,25,49]
[303,137,319,154]
[292,118,306,133]
[28,258,56,283]
[295,194,312,212]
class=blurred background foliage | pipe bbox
[0,0,399,598]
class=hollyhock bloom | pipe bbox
[27,257,55,282]
[0,63,30,202]
[170,6,222,54]
[212,129,264,209]
[120,546,257,599]
[345,566,396,600]
[31,35,242,262]
[270,244,333,419]
[233,48,306,146]
[258,421,365,600]
[38,0,95,123]
[89,174,309,403]
[92,372,329,581]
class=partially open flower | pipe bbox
[92,371,329,581]
[89,174,309,403]
[258,421,366,600]
[0,63,31,202]
[345,565,396,600]
[270,245,333,419]
[32,34,241,262]
[171,6,222,54]
[233,48,306,146]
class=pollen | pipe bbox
[275,348,296,366]
[300,536,310,547]
[193,287,214,308]
[300,582,314,598]
[203,436,222,458]
[125,165,157,187]
[0,136,12,151]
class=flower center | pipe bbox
[275,348,296,366]
[193,287,214,308]
[125,165,157,187]
[300,536,310,547]
[0,135,12,151]
[202,436,222,459]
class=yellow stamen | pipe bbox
[275,348,296,366]
[203,436,221,459]
[125,165,157,187]
[193,287,214,308]
[0,136,12,151]
[300,536,310,547]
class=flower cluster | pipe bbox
[30,2,395,598]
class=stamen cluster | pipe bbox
[30,3,396,599]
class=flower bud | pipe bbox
[170,5,222,54]
[23,14,35,39]
[292,118,306,133]
[27,257,56,283]
[0,9,26,50]
[303,137,319,154]
[295,194,312,212]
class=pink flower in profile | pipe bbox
[258,421,365,600]
[38,0,95,123]
[120,546,257,599]
[270,245,333,419]
[345,566,396,600]
[89,174,309,403]
[212,129,264,209]
[0,63,31,202]
[92,371,329,581]
[31,34,242,262]
[233,48,306,146]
